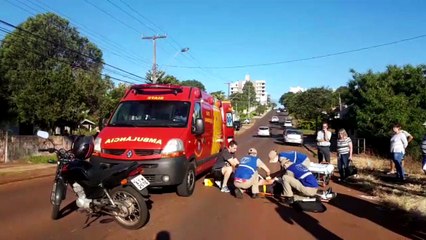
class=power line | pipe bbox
[24,0,152,67]
[163,34,426,69]
[0,18,147,81]
[0,26,139,85]
[105,0,158,34]
[83,0,142,35]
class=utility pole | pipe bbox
[248,89,250,118]
[142,35,167,84]
[225,82,231,99]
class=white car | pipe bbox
[284,120,292,127]
[257,126,270,137]
[284,129,303,145]
[270,116,279,123]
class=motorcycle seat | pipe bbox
[85,162,137,187]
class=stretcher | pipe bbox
[308,163,335,187]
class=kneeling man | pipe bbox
[233,148,271,199]
[280,158,319,204]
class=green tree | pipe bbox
[100,80,127,118]
[181,79,206,91]
[210,91,226,101]
[145,70,180,84]
[280,88,333,122]
[241,81,257,115]
[0,13,106,132]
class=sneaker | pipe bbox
[386,171,396,175]
[251,193,259,199]
[234,188,243,199]
[221,186,230,193]
[215,181,222,188]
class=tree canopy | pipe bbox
[0,13,109,132]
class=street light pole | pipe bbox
[142,35,167,84]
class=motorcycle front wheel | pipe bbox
[50,179,66,220]
[110,186,149,230]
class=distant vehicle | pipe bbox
[284,128,303,145]
[233,120,241,131]
[257,126,270,137]
[270,116,279,123]
[284,120,293,127]
[243,119,251,124]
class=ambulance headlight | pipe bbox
[161,139,185,157]
[94,137,102,152]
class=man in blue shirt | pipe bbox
[233,148,271,199]
[268,150,311,167]
[280,158,319,204]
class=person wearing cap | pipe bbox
[233,148,271,199]
[268,150,311,167]
[279,157,319,204]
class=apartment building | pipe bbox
[229,74,268,105]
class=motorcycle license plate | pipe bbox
[130,174,150,191]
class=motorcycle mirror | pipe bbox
[37,130,49,139]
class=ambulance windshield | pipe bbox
[109,101,191,127]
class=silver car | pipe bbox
[257,126,270,137]
[283,128,303,145]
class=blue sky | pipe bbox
[1,0,426,102]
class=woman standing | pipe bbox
[337,128,353,181]
[390,124,408,182]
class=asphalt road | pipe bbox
[0,111,420,240]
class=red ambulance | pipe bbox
[91,84,235,196]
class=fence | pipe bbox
[0,131,73,163]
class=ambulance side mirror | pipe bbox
[192,118,205,135]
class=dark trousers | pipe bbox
[317,146,330,163]
[338,153,350,180]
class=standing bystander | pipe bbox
[336,128,353,181]
[390,124,408,182]
[316,122,332,163]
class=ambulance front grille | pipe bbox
[134,149,161,156]
[103,149,126,155]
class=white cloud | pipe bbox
[289,86,306,93]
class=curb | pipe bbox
[0,165,56,185]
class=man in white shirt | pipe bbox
[316,123,332,163]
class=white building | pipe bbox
[229,74,268,105]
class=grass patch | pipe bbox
[25,155,55,164]
[301,129,315,135]
[341,156,426,219]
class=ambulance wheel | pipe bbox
[177,162,196,197]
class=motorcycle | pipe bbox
[37,130,150,230]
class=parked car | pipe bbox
[233,120,241,131]
[270,116,279,123]
[283,128,303,145]
[257,126,270,137]
[284,120,292,127]
[243,119,251,124]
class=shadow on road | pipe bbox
[266,196,343,240]
[58,201,78,219]
[328,193,426,240]
[156,231,171,240]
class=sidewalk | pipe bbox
[0,110,270,185]
[0,163,56,185]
